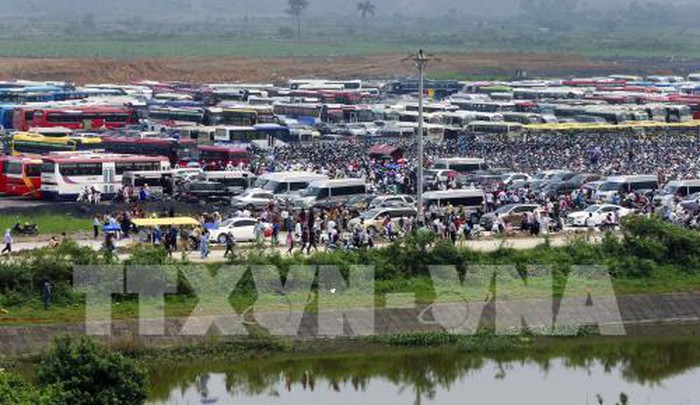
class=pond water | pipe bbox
[147,339,700,405]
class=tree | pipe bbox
[356,1,376,18]
[36,336,149,405]
[286,0,310,39]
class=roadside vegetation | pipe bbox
[0,216,699,325]
[1,336,148,405]
[0,214,91,235]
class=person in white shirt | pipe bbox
[585,213,597,241]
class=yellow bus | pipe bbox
[9,132,103,156]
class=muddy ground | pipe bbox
[0,52,629,84]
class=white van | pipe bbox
[294,178,369,208]
[433,158,488,174]
[654,179,700,206]
[122,170,174,195]
[597,175,658,202]
[200,171,256,196]
[423,189,485,211]
[257,172,329,200]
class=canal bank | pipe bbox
[2,291,699,357]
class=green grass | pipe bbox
[2,272,699,327]
[0,35,699,59]
[0,214,91,235]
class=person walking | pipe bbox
[42,278,52,310]
[200,228,210,260]
[286,230,295,254]
[93,215,101,239]
[223,233,236,259]
[1,229,12,255]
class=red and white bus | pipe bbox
[41,153,170,200]
[3,156,42,198]
[13,106,137,131]
[198,146,250,170]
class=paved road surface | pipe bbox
[6,230,602,262]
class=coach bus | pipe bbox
[100,137,196,166]
[272,103,324,121]
[198,146,250,170]
[213,126,265,145]
[467,121,523,133]
[13,107,137,131]
[41,153,170,199]
[220,108,258,126]
[9,133,103,155]
[3,156,42,198]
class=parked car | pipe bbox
[480,203,541,230]
[348,207,417,233]
[566,204,633,227]
[369,194,416,208]
[208,217,271,244]
[231,190,275,211]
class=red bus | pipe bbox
[3,156,42,198]
[669,95,700,119]
[198,146,249,170]
[12,106,137,131]
[101,137,196,166]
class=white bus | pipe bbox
[41,153,170,199]
[433,158,489,174]
[423,189,485,211]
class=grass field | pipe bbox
[0,36,698,59]
[0,214,91,235]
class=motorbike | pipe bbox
[12,222,39,236]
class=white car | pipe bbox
[369,194,416,208]
[566,204,633,227]
[231,190,274,210]
[208,217,270,244]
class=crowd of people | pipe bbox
[63,129,700,256]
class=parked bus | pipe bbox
[272,103,324,121]
[213,126,265,145]
[13,106,137,131]
[178,126,218,145]
[3,156,42,198]
[467,121,523,133]
[433,158,489,174]
[198,146,250,170]
[41,153,170,199]
[9,133,103,156]
[100,137,196,166]
[147,106,209,125]
[220,108,258,126]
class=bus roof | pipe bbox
[42,153,169,164]
[132,217,199,227]
[199,145,247,152]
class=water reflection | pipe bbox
[148,338,700,405]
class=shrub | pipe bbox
[36,336,149,405]
[0,369,65,405]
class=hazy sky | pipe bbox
[1,0,689,19]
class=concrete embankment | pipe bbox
[2,292,699,357]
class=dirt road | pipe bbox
[0,52,615,84]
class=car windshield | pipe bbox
[219,219,234,228]
[600,182,623,192]
[662,184,679,194]
[253,178,269,188]
[360,209,381,219]
[494,204,516,214]
[302,186,323,197]
[584,205,602,213]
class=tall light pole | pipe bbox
[414,49,429,224]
